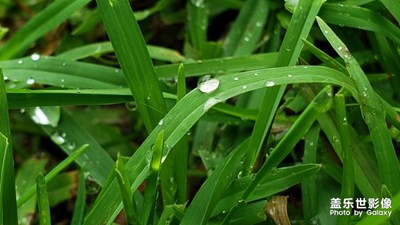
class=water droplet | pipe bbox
[62,62,66,66]
[76,88,81,93]
[256,21,263,27]
[66,142,76,150]
[324,30,329,34]
[254,73,258,76]
[18,60,23,64]
[51,132,66,145]
[125,102,137,111]
[20,108,25,113]
[31,53,40,61]
[31,107,50,125]
[61,79,65,88]
[265,80,275,87]
[288,74,293,78]
[3,76,9,81]
[26,77,35,85]
[285,46,291,52]
[309,141,314,146]
[244,36,250,42]
[198,75,220,93]
[234,77,239,81]
[158,119,164,125]
[332,135,339,143]
[337,46,343,51]
[242,85,247,89]
[303,66,309,69]
[342,117,348,126]
[114,69,120,73]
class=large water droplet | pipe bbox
[31,107,50,125]
[198,75,220,93]
[265,81,275,87]
[31,53,41,61]
[26,77,35,85]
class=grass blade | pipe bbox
[83,65,356,224]
[0,0,90,60]
[381,0,400,24]
[222,0,268,56]
[317,16,400,194]
[115,154,141,225]
[17,144,88,207]
[96,0,166,132]
[244,0,325,173]
[36,173,51,225]
[301,125,320,223]
[0,68,18,225]
[335,93,354,225]
[70,169,87,225]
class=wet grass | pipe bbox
[1,0,400,224]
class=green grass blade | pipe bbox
[58,42,185,62]
[16,157,48,225]
[36,173,51,225]
[42,109,114,185]
[142,131,164,225]
[96,0,166,132]
[115,154,141,225]
[222,0,268,56]
[357,191,400,225]
[181,140,249,225]
[70,169,87,225]
[160,64,188,205]
[0,0,90,60]
[379,0,400,25]
[301,125,320,223]
[319,3,400,45]
[0,68,18,225]
[83,65,356,224]
[335,94,354,225]
[187,0,208,55]
[17,144,88,207]
[317,16,400,194]
[244,0,325,173]
[244,86,332,199]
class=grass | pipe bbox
[1,0,400,224]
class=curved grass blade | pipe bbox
[319,3,400,45]
[187,0,208,55]
[0,0,90,60]
[1,53,277,89]
[36,173,51,225]
[83,65,355,224]
[317,16,400,194]
[0,68,17,225]
[96,0,167,132]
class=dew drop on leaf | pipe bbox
[265,81,275,87]
[31,53,40,61]
[198,75,220,93]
